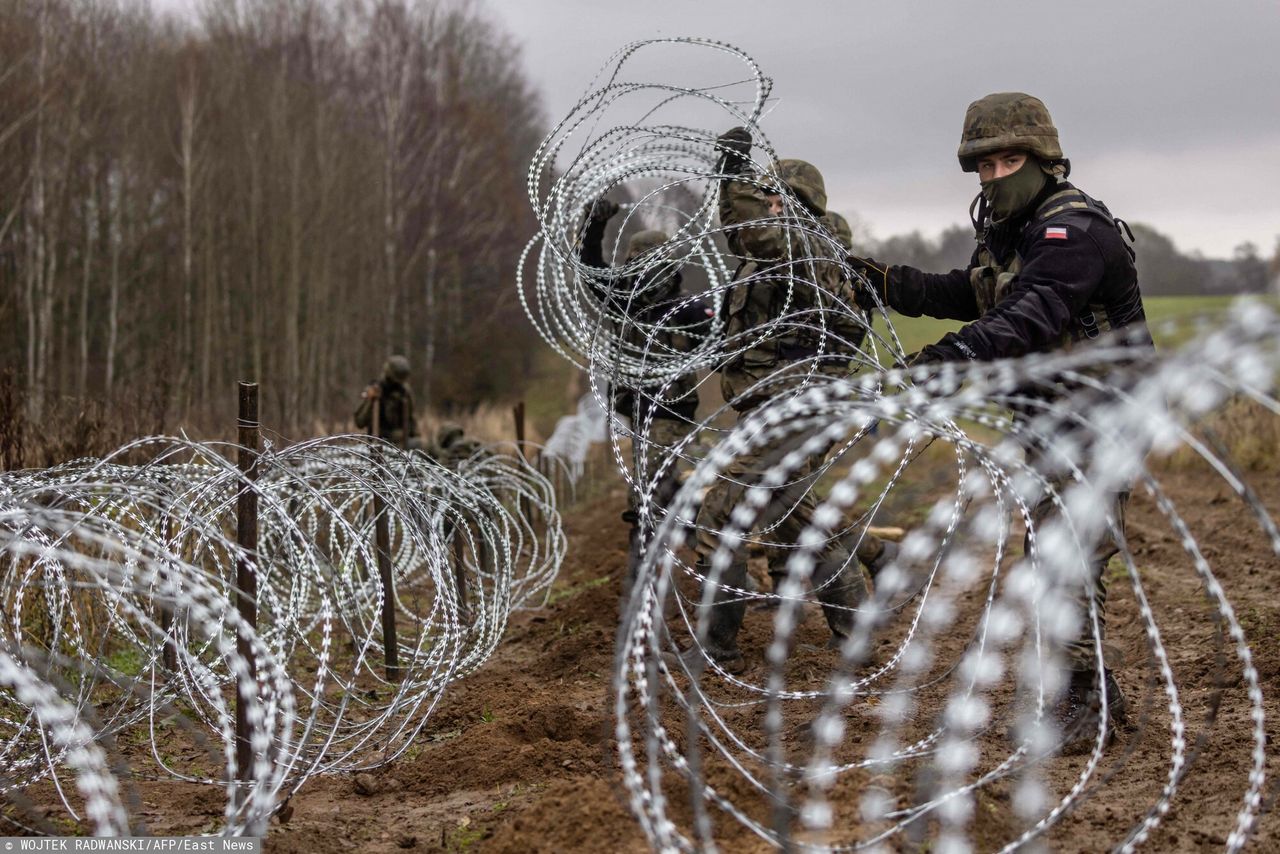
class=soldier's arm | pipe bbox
[354,392,374,430]
[578,210,609,270]
[885,249,982,321]
[928,223,1106,361]
[578,202,634,314]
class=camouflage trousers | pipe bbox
[1023,414,1137,672]
[625,416,698,586]
[759,450,887,589]
[1028,486,1130,671]
[692,423,870,653]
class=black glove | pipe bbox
[715,126,752,175]
[906,345,948,367]
[584,197,619,223]
[849,255,889,311]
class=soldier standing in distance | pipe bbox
[355,355,422,449]
[851,92,1151,748]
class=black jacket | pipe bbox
[578,217,712,422]
[888,182,1151,362]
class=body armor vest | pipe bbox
[724,255,856,369]
[970,188,1138,349]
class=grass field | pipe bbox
[880,293,1268,356]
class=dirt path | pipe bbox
[13,461,1275,851]
[267,482,648,853]
[262,462,1277,853]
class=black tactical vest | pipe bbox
[970,188,1143,350]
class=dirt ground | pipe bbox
[255,461,1278,853]
[11,460,1279,851]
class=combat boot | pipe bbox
[752,568,785,611]
[663,559,749,675]
[1056,667,1127,754]
[860,539,899,579]
[813,549,867,646]
[663,641,746,676]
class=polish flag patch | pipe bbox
[1045,226,1069,240]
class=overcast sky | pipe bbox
[486,0,1279,259]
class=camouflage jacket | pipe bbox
[354,379,419,445]
[718,176,866,410]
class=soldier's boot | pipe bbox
[663,559,748,675]
[752,568,787,611]
[813,549,868,649]
[1056,667,1128,755]
[622,512,643,592]
[859,538,899,580]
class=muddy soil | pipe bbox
[259,462,1277,853]
[12,462,1279,852]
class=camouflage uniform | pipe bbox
[578,205,713,584]
[355,356,420,448]
[690,152,884,661]
[428,422,486,468]
[753,207,888,602]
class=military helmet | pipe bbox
[824,211,853,251]
[384,354,410,382]
[772,159,827,215]
[957,92,1063,172]
[624,229,669,263]
[437,422,465,449]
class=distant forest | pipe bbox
[0,0,546,434]
[1,0,1274,443]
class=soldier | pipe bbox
[355,355,421,449]
[850,92,1151,746]
[578,198,713,586]
[669,128,893,674]
[751,207,898,611]
[428,421,485,468]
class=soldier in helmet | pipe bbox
[749,206,897,612]
[578,198,713,586]
[851,93,1151,747]
[355,355,422,449]
[668,128,894,674]
[428,421,486,468]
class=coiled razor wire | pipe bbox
[0,433,564,835]
[522,38,1274,852]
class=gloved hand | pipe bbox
[715,126,753,175]
[906,344,948,367]
[584,197,620,223]
[849,255,889,311]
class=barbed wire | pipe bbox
[0,433,563,835]
[524,37,1274,853]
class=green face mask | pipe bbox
[980,156,1049,222]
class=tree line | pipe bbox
[0,0,546,435]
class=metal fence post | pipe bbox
[369,394,400,682]
[234,381,260,796]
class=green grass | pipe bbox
[545,574,612,605]
[523,345,579,439]
[105,646,145,678]
[878,294,1270,357]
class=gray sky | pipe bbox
[488,0,1280,259]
